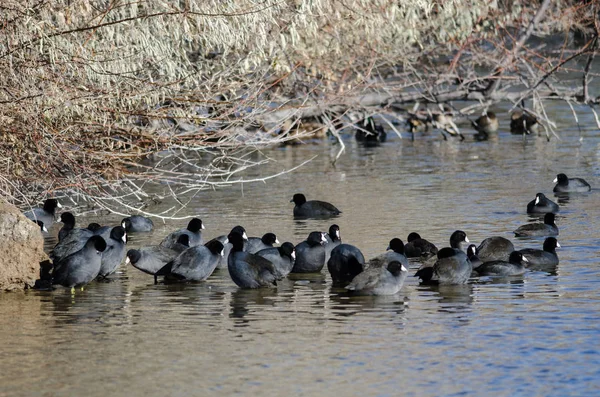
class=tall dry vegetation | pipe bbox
[0,0,597,216]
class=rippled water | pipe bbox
[2,101,600,396]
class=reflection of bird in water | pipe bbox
[510,110,539,135]
[472,111,498,141]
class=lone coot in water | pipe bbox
[368,238,409,269]
[474,251,529,277]
[292,231,328,273]
[122,215,154,232]
[527,193,559,214]
[256,242,296,278]
[327,243,365,285]
[245,232,279,254]
[160,218,204,249]
[514,213,558,237]
[227,231,279,288]
[553,173,591,193]
[156,240,224,283]
[346,261,408,296]
[97,226,127,279]
[24,199,61,229]
[324,224,341,263]
[403,232,438,259]
[126,235,190,281]
[517,237,560,268]
[291,193,341,218]
[415,246,472,285]
[476,236,514,262]
[52,235,107,289]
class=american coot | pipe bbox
[160,218,205,249]
[24,198,62,228]
[403,232,438,259]
[467,244,482,269]
[553,173,591,193]
[52,235,107,289]
[346,261,408,296]
[208,225,248,269]
[255,242,296,278]
[156,240,224,283]
[514,213,558,237]
[418,230,470,269]
[227,231,279,288]
[527,193,559,214]
[50,224,96,262]
[245,232,279,254]
[368,238,409,269]
[291,193,341,218]
[97,226,127,279]
[474,251,529,277]
[292,231,328,273]
[324,224,341,263]
[476,236,514,262]
[327,243,365,285]
[517,237,560,268]
[126,235,190,281]
[415,246,472,285]
[510,111,538,135]
[58,212,76,241]
[33,220,48,234]
[122,215,154,232]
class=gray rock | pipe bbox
[0,200,46,291]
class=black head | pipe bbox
[229,226,247,240]
[535,193,547,201]
[187,218,204,233]
[387,261,407,277]
[555,173,568,185]
[126,249,141,265]
[87,223,102,232]
[205,240,225,256]
[543,213,556,226]
[60,212,76,227]
[110,226,127,244]
[176,234,190,247]
[437,247,457,259]
[407,232,422,242]
[291,193,307,206]
[466,244,477,258]
[508,251,528,265]
[278,242,295,259]
[543,237,560,252]
[328,224,341,241]
[261,233,278,245]
[121,218,132,232]
[88,235,107,252]
[33,220,48,233]
[387,238,405,254]
[227,231,246,252]
[42,199,60,214]
[449,230,469,248]
[306,231,326,246]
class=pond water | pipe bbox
[2,101,600,396]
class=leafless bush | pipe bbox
[0,0,598,216]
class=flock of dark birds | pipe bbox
[23,172,591,295]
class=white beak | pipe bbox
[556,242,561,248]
[122,235,127,243]
[201,224,205,230]
[522,256,529,263]
[125,256,131,264]
[321,233,328,244]
[401,265,407,272]
[336,230,340,239]
[465,236,470,243]
[291,251,296,260]
[220,249,225,257]
[242,232,248,240]
[224,238,229,245]
[553,177,558,183]
[42,225,48,233]
[535,196,540,205]
[275,238,280,244]
[57,202,63,208]
[122,221,126,228]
